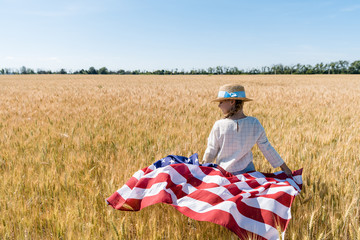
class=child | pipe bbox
[202,84,293,177]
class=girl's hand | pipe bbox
[280,163,293,178]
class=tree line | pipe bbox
[1,60,360,75]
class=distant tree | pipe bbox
[199,68,208,74]
[20,66,27,74]
[294,64,306,74]
[270,65,276,74]
[228,67,242,75]
[130,70,139,75]
[314,63,326,74]
[153,69,165,75]
[98,67,108,74]
[59,68,67,74]
[19,66,35,74]
[260,66,270,74]
[215,66,223,74]
[329,62,337,74]
[270,65,277,74]
[207,67,214,74]
[117,69,125,74]
[37,69,52,74]
[191,69,198,74]
[4,68,13,74]
[3,59,359,75]
[349,60,360,74]
[338,60,349,74]
[248,68,260,74]
[88,67,97,74]
[274,64,285,74]
[304,65,314,74]
[283,65,294,74]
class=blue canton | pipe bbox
[152,153,217,169]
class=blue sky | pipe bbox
[1,0,359,71]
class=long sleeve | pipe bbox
[256,129,284,168]
[203,123,220,163]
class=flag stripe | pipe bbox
[172,205,268,240]
[117,178,292,229]
[107,156,302,240]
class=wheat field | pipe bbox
[0,74,359,239]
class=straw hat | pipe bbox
[211,84,253,102]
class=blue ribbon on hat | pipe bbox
[218,91,246,98]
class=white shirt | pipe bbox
[203,116,284,173]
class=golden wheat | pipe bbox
[0,74,359,239]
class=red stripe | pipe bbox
[172,205,268,240]
[223,182,243,196]
[137,185,290,229]
[109,177,294,219]
[187,189,229,206]
[171,164,223,189]
[128,165,294,226]
[235,196,290,230]
[108,164,302,239]
[125,176,139,190]
[224,180,294,200]
[258,191,294,208]
[126,190,173,210]
[128,169,219,192]
[106,192,127,210]
[107,189,174,211]
[200,166,222,176]
[221,182,295,208]
[109,187,290,234]
[183,189,289,229]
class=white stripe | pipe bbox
[247,171,266,178]
[117,184,132,199]
[244,171,302,193]
[233,180,258,191]
[255,185,298,197]
[175,196,281,239]
[124,166,299,201]
[241,196,292,220]
[204,184,295,219]
[118,166,297,239]
[120,180,289,239]
[133,170,145,180]
[271,171,303,186]
[121,184,288,238]
[204,187,232,200]
[141,166,198,194]
[148,165,156,171]
[185,164,232,185]
[271,177,301,193]
[139,164,231,193]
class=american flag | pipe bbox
[107,154,302,240]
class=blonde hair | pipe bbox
[224,100,244,119]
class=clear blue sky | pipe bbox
[1,0,359,72]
